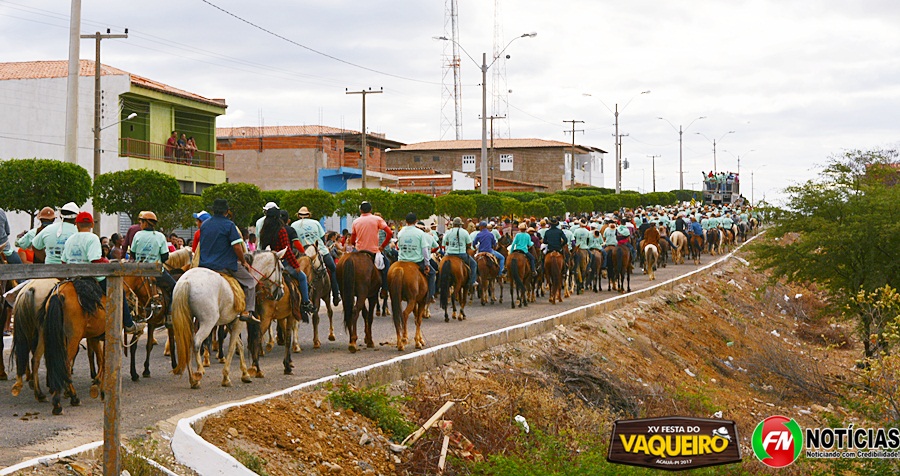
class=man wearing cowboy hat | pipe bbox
[61,212,144,335]
[200,199,258,322]
[131,211,178,326]
[15,206,56,263]
[510,222,537,276]
[442,217,478,289]
[32,202,80,264]
[292,206,341,306]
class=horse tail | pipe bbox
[12,288,36,376]
[439,258,453,311]
[341,257,356,333]
[43,290,70,394]
[247,319,261,362]
[171,280,194,376]
[511,254,525,293]
[389,266,403,328]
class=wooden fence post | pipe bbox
[104,275,124,476]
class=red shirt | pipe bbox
[348,213,392,253]
[192,229,201,252]
[275,227,301,270]
[164,136,177,157]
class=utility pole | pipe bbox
[487,115,505,191]
[82,29,128,235]
[346,88,382,188]
[64,0,83,165]
[614,104,620,193]
[563,120,584,189]
[647,155,661,192]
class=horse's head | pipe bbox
[253,249,286,301]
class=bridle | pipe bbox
[246,251,284,300]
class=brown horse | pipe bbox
[10,279,58,402]
[611,244,633,293]
[298,252,335,349]
[544,251,565,304]
[254,277,298,376]
[530,248,544,301]
[43,279,107,415]
[706,228,721,256]
[387,261,429,351]
[507,251,532,309]
[335,252,380,353]
[658,227,670,267]
[475,252,501,305]
[572,247,590,295]
[688,233,704,265]
[438,255,469,322]
[589,249,604,292]
[124,276,175,381]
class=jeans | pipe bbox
[448,253,477,286]
[322,252,340,298]
[5,250,21,264]
[156,269,176,311]
[416,260,436,301]
[489,249,506,274]
[283,262,310,303]
[380,252,391,294]
[100,278,133,328]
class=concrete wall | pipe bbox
[221,147,320,191]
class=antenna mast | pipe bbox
[439,0,463,140]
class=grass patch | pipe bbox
[672,383,717,415]
[122,437,173,476]
[230,447,269,476]
[327,382,416,441]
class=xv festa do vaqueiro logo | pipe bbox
[607,417,742,471]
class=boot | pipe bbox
[289,282,307,323]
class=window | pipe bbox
[414,156,421,163]
[433,155,440,162]
[499,154,513,171]
[462,154,476,172]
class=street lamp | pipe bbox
[583,90,650,193]
[436,32,537,194]
[695,130,735,172]
[724,149,754,175]
[658,115,705,190]
[751,165,766,206]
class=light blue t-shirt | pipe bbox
[291,218,328,254]
[396,226,431,263]
[131,229,169,263]
[33,222,78,264]
[443,227,472,254]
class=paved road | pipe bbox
[0,254,716,467]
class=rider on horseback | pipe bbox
[443,217,478,288]
[129,211,178,327]
[259,207,315,321]
[199,199,259,323]
[293,206,341,306]
[543,218,567,254]
[32,202,80,264]
[473,221,505,276]
[510,222,537,277]
[14,206,55,263]
[61,212,143,335]
[347,201,393,297]
[397,213,436,303]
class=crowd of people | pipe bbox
[0,196,763,337]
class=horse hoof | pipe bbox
[11,383,21,397]
[90,385,100,399]
[70,396,80,406]
[218,358,225,364]
[52,406,62,416]
[265,344,274,353]
[222,379,232,387]
[131,375,139,382]
[313,342,320,349]
[255,370,265,378]
[143,370,151,378]
[0,372,7,381]
[328,335,336,341]
[284,368,292,375]
[397,345,405,352]
[348,345,358,353]
[241,375,252,383]
[445,317,450,323]
[37,393,47,402]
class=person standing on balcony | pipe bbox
[165,131,177,161]
[176,134,187,161]
[186,136,197,164]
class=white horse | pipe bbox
[171,250,286,388]
[643,244,659,281]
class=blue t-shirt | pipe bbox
[199,215,243,271]
[473,229,496,253]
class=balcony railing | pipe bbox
[119,138,224,170]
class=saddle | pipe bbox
[475,252,498,268]
[218,271,245,313]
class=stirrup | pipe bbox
[239,312,260,324]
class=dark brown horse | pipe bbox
[387,261,429,351]
[688,233,704,265]
[507,251,532,309]
[475,252,501,305]
[572,247,590,295]
[544,251,565,304]
[438,255,469,322]
[606,245,632,293]
[43,279,107,415]
[589,249,604,292]
[124,276,175,382]
[335,252,380,353]
[706,228,721,256]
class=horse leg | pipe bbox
[326,297,336,341]
[283,318,294,375]
[143,327,155,377]
[348,301,361,353]
[64,333,82,410]
[129,331,140,382]
[364,295,376,349]
[221,321,242,387]
[312,305,321,349]
[217,325,226,363]
[459,289,467,320]
[88,337,104,400]
[291,320,301,353]
[265,322,275,353]
[414,302,426,349]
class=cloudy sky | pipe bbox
[2,0,899,203]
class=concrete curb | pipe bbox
[0,441,102,475]
[170,233,764,476]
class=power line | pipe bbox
[198,0,440,86]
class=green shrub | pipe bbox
[231,447,269,476]
[327,383,415,441]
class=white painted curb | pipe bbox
[170,233,765,476]
[0,441,102,475]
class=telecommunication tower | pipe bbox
[491,0,510,138]
[439,0,463,140]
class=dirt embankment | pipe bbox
[200,251,857,475]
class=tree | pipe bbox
[201,182,263,228]
[750,148,900,358]
[93,169,181,222]
[335,189,394,217]
[435,194,475,220]
[552,194,581,215]
[499,197,521,218]
[390,193,435,221]
[0,159,91,227]
[157,195,204,233]
[537,198,565,218]
[282,189,338,220]
[521,201,549,219]
[472,194,503,219]
[576,197,595,215]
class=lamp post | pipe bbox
[437,32,537,194]
[583,90,650,193]
[658,115,705,190]
[695,130,735,172]
[751,165,766,206]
